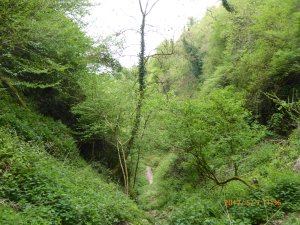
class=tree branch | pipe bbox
[145,45,174,64]
[146,0,160,16]
[215,176,256,189]
[139,0,144,15]
[191,151,256,189]
[144,0,150,13]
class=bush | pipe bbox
[270,181,300,212]
[223,169,300,224]
[228,190,282,224]
[267,112,294,136]
[170,195,224,225]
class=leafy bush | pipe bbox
[284,213,300,225]
[223,169,300,224]
[170,195,225,225]
[0,0,92,123]
[228,190,282,224]
[267,112,293,136]
[265,154,300,213]
[269,180,300,212]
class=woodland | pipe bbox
[0,0,299,224]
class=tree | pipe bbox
[126,0,165,191]
[0,0,92,123]
[72,0,165,194]
[169,88,265,188]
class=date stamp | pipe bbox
[224,199,282,207]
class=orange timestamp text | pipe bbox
[224,199,282,207]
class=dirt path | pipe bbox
[145,166,153,184]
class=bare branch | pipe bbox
[146,0,160,16]
[215,176,257,189]
[114,28,140,36]
[147,51,174,58]
[119,8,140,25]
[145,45,175,63]
[145,0,150,13]
[139,0,144,15]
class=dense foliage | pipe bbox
[0,0,149,224]
[0,127,147,224]
[134,0,300,224]
[0,0,92,123]
[0,0,299,224]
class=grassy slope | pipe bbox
[0,101,149,225]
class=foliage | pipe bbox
[137,153,178,210]
[168,88,266,187]
[0,0,120,123]
[73,74,135,142]
[150,0,300,129]
[226,190,282,224]
[271,181,300,212]
[147,39,200,96]
[0,127,148,225]
[222,169,300,224]
[170,196,225,225]
[72,72,173,188]
[268,172,300,212]
[0,205,55,225]
[0,100,78,160]
[181,38,203,80]
[1,0,300,223]
[71,73,136,171]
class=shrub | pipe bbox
[170,195,224,225]
[270,181,300,212]
[228,190,282,224]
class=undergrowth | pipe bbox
[0,127,148,224]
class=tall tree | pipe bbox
[121,0,161,193]
[0,0,92,123]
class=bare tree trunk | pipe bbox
[117,140,129,194]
